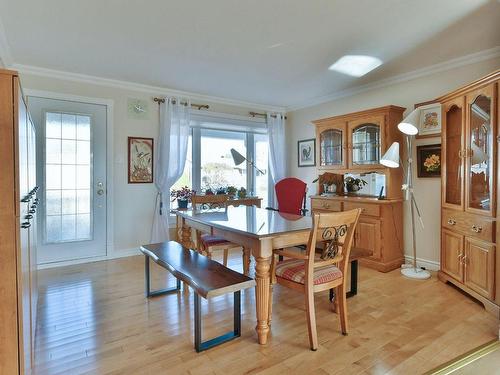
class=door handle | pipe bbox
[97,189,105,196]
[447,219,456,226]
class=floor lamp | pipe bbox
[380,108,431,280]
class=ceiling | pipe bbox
[0,0,499,108]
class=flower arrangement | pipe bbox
[344,177,367,192]
[170,186,195,202]
[226,186,237,197]
[423,154,440,172]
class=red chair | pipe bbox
[267,177,308,215]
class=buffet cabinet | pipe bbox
[311,196,404,272]
[0,69,39,374]
[438,70,500,317]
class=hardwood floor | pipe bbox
[34,253,498,375]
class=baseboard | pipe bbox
[37,247,141,270]
[404,255,440,271]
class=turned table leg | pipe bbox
[254,253,272,345]
[242,247,251,276]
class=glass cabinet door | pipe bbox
[443,98,464,208]
[349,123,381,167]
[466,87,495,215]
[320,127,344,167]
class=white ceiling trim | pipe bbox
[288,46,500,112]
[0,15,13,68]
[13,63,286,113]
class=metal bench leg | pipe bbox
[194,291,242,352]
[144,255,181,298]
[346,260,358,298]
[329,260,359,301]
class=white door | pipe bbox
[28,96,107,264]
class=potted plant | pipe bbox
[227,185,237,198]
[205,188,214,195]
[170,186,195,209]
[237,187,247,199]
[344,177,367,193]
[216,187,226,195]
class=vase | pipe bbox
[177,199,188,209]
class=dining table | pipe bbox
[174,205,312,345]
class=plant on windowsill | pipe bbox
[216,187,227,195]
[227,185,237,199]
[171,186,195,209]
[237,187,247,199]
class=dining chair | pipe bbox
[266,177,308,216]
[191,194,251,275]
[269,208,361,351]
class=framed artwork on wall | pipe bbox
[128,137,154,183]
[415,101,441,139]
[417,144,441,178]
[297,138,316,167]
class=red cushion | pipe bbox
[275,177,306,215]
[200,234,231,246]
[275,259,342,285]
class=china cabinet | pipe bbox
[313,105,405,200]
[311,106,406,272]
[0,69,38,374]
[439,70,500,317]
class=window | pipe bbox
[44,112,92,243]
[171,124,270,207]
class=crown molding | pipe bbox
[287,46,500,112]
[13,63,286,113]
[0,16,13,68]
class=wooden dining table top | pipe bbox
[175,205,312,238]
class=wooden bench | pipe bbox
[140,241,255,352]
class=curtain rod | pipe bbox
[153,97,209,110]
[249,111,287,120]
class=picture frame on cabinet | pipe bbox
[416,144,441,178]
[415,101,441,139]
[297,138,316,167]
[128,137,154,183]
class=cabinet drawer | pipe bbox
[311,199,342,212]
[442,209,494,243]
[344,202,380,217]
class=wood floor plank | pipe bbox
[33,253,498,375]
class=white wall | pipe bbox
[20,73,268,256]
[287,57,500,267]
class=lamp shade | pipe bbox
[397,108,420,135]
[230,148,246,166]
[380,142,400,168]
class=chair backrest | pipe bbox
[305,209,362,281]
[191,194,229,211]
[275,177,307,215]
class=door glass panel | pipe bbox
[468,95,492,211]
[445,105,463,206]
[44,111,93,243]
[320,129,343,166]
[351,124,380,165]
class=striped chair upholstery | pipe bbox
[275,259,342,285]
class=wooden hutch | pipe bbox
[310,105,405,272]
[438,70,500,317]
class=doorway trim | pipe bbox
[25,89,115,268]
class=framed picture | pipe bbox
[415,102,441,138]
[128,137,154,183]
[298,138,316,167]
[417,144,441,178]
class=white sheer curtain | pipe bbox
[267,113,286,207]
[151,98,191,243]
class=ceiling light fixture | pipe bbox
[328,55,382,77]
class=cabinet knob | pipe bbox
[447,218,456,226]
[471,225,482,233]
[323,203,330,209]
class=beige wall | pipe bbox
[20,73,267,256]
[286,58,500,267]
